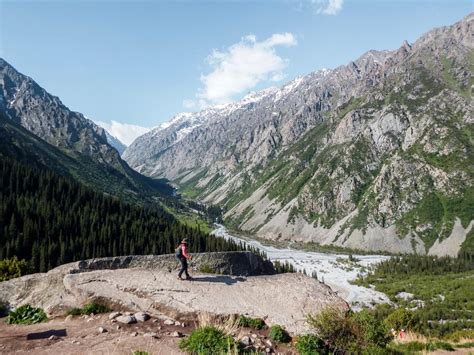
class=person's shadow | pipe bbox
[26,329,67,340]
[190,276,246,285]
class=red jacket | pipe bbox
[180,243,190,259]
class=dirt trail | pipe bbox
[0,313,186,355]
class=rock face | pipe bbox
[123,14,474,255]
[70,252,275,276]
[0,59,169,200]
[0,253,347,334]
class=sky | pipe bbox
[0,0,472,145]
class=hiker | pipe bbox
[176,239,192,280]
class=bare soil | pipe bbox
[0,313,297,354]
[0,313,187,355]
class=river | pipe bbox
[211,224,391,309]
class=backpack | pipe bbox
[175,245,183,257]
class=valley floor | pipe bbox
[211,224,391,308]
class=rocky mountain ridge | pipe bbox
[123,14,474,255]
[0,58,171,200]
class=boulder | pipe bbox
[134,312,150,322]
[116,315,136,324]
[108,311,121,320]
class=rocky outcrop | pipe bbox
[0,253,347,334]
[123,14,473,255]
[67,252,275,276]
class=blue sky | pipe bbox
[0,0,471,144]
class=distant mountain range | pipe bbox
[0,58,173,201]
[102,129,127,155]
[123,13,473,255]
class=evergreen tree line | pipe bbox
[366,254,474,277]
[0,158,246,273]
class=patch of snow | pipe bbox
[8,88,20,105]
[274,76,304,102]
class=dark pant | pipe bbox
[177,256,189,278]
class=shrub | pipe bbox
[237,315,266,330]
[0,256,31,281]
[7,304,47,325]
[295,334,327,355]
[391,341,425,352]
[444,329,474,342]
[352,309,392,347]
[179,326,238,354]
[383,308,415,331]
[391,341,455,353]
[307,307,393,353]
[456,342,474,348]
[428,341,454,351]
[66,302,110,316]
[307,308,358,352]
[269,324,291,343]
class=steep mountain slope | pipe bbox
[123,88,278,173]
[103,130,127,155]
[0,58,172,200]
[123,14,473,254]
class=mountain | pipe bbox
[123,14,474,255]
[0,58,172,200]
[103,129,127,155]
[122,87,278,172]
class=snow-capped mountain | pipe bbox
[122,86,279,172]
[102,129,127,155]
[123,14,473,255]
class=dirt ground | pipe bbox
[0,313,188,355]
[0,312,297,355]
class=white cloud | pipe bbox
[313,0,344,15]
[95,120,150,146]
[188,32,297,107]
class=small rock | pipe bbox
[174,321,181,326]
[116,315,137,324]
[111,319,117,323]
[89,313,95,317]
[152,319,159,323]
[156,326,162,330]
[116,325,121,330]
[251,333,258,339]
[171,331,182,338]
[163,319,175,325]
[181,323,186,328]
[144,332,159,338]
[265,340,273,347]
[108,311,121,320]
[131,332,138,337]
[86,318,93,322]
[134,312,150,322]
[65,315,73,322]
[98,327,107,334]
[126,312,133,316]
[240,336,252,346]
[265,348,272,353]
[48,335,58,340]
